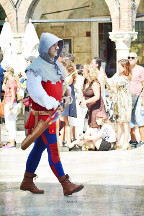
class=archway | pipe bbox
[0,4,6,34]
[29,0,115,71]
[130,0,144,66]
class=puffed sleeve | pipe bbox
[26,70,59,110]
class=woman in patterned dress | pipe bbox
[106,59,132,150]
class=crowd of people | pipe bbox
[0,50,36,148]
[59,52,144,151]
[0,39,144,152]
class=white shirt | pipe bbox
[98,123,116,142]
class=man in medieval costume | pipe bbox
[20,33,84,196]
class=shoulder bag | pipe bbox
[132,88,143,110]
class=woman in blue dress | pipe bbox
[60,58,77,149]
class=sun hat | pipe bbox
[25,56,36,62]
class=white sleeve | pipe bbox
[26,71,59,110]
[66,84,71,92]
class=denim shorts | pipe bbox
[130,97,144,128]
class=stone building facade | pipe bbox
[0,0,144,75]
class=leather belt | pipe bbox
[32,110,54,116]
[32,110,54,128]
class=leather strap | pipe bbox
[32,110,54,128]
[32,110,54,116]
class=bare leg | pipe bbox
[123,122,130,150]
[64,117,71,147]
[69,138,95,150]
[117,122,123,145]
[123,122,130,143]
[93,139,102,150]
[130,127,137,142]
[83,141,95,150]
[78,139,88,147]
[9,139,16,147]
[59,117,65,146]
[69,134,85,149]
[139,126,144,142]
[72,126,76,141]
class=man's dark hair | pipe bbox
[93,57,104,70]
[0,50,3,63]
[76,64,83,76]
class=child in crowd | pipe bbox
[70,111,117,151]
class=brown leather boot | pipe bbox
[59,174,84,196]
[20,171,44,194]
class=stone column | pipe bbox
[91,22,99,59]
[13,33,24,74]
[109,32,138,71]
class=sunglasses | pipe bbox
[128,57,136,60]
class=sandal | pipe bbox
[2,145,16,149]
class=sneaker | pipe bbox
[129,140,138,148]
[62,141,67,146]
[138,141,144,147]
[2,145,16,149]
[70,140,79,146]
[60,145,69,152]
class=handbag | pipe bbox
[132,94,138,110]
[0,101,5,118]
[132,88,143,110]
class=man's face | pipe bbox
[128,53,137,67]
[48,42,59,60]
[26,60,32,67]
[90,59,98,69]
[83,68,89,79]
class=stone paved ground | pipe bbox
[0,124,144,216]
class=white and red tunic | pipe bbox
[25,71,63,135]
